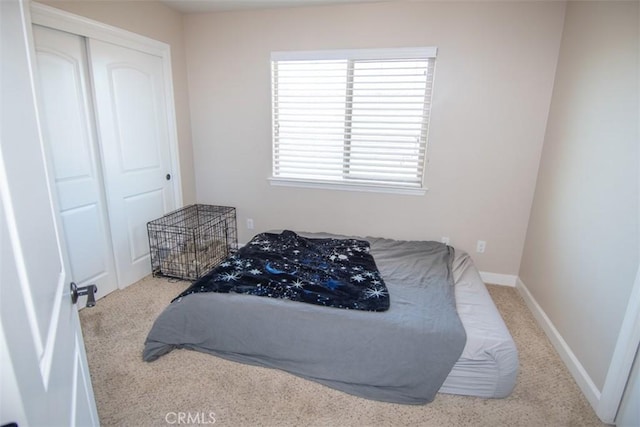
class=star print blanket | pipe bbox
[175,230,390,311]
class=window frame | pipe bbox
[269,47,437,195]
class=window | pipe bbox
[270,47,437,194]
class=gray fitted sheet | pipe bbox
[440,251,519,398]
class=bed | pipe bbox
[143,231,518,403]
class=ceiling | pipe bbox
[159,0,386,14]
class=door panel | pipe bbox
[111,68,162,171]
[33,25,118,300]
[34,53,92,181]
[90,39,176,286]
[61,205,109,283]
[125,189,166,262]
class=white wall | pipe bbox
[184,1,566,274]
[519,0,639,394]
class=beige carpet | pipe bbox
[79,276,605,426]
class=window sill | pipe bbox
[268,177,427,196]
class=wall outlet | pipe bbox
[476,240,486,253]
[441,236,450,245]
[246,218,254,230]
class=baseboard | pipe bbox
[479,272,517,287]
[515,277,602,413]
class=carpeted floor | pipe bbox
[79,276,605,426]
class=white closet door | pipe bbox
[89,39,177,287]
[33,25,118,300]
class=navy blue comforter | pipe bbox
[175,230,389,311]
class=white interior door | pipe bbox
[33,25,118,301]
[89,39,177,287]
[615,346,640,426]
[0,1,98,425]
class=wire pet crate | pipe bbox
[147,204,237,281]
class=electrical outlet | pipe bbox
[246,218,254,230]
[476,240,486,253]
[441,237,450,245]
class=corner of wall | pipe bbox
[479,272,517,287]
[515,277,603,418]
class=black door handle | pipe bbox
[70,282,98,308]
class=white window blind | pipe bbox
[271,47,437,192]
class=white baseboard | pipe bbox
[479,271,517,287]
[515,277,602,412]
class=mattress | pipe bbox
[144,232,518,401]
[440,251,519,398]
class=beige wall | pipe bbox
[519,1,639,390]
[184,1,566,273]
[40,0,197,204]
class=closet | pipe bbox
[32,16,181,299]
